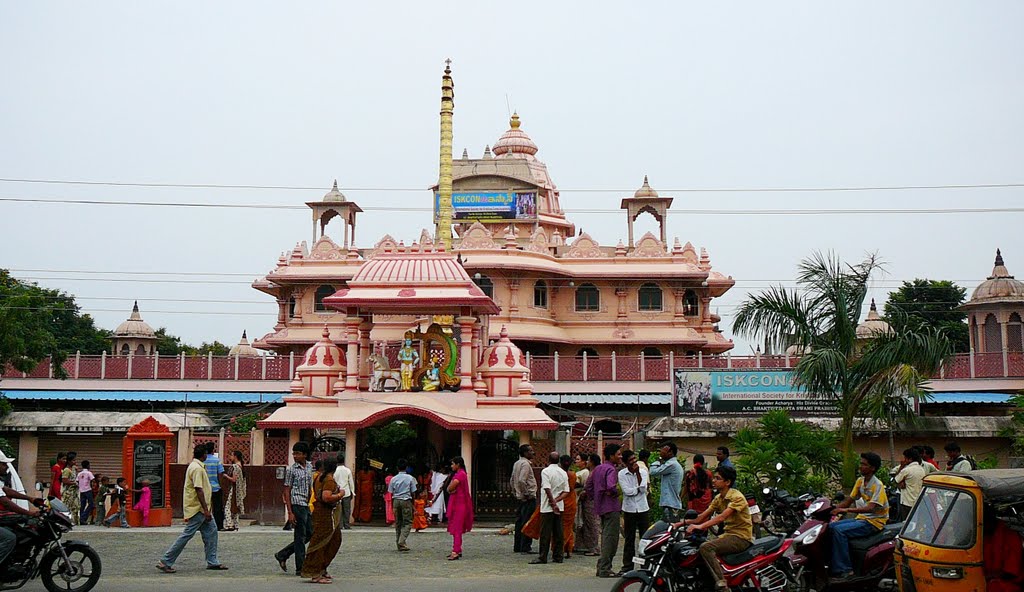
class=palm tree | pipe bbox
[733,252,951,485]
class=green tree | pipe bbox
[733,252,952,485]
[884,279,969,353]
[184,341,231,356]
[154,329,229,356]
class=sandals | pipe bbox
[155,563,176,574]
[206,564,229,570]
[312,575,333,584]
[447,552,461,561]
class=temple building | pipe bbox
[963,249,1024,354]
[111,301,158,356]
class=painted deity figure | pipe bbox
[421,353,441,392]
[397,336,420,391]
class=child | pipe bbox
[412,488,429,532]
[133,479,152,527]
[102,477,131,528]
[94,475,109,525]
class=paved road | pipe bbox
[22,525,622,592]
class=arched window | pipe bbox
[474,274,494,298]
[970,318,979,351]
[289,296,299,318]
[1009,313,1023,352]
[684,290,699,316]
[136,344,147,355]
[314,285,335,312]
[120,343,130,356]
[638,283,663,311]
[533,280,548,308]
[984,313,1001,353]
[641,347,662,358]
[575,283,600,312]
[577,347,599,358]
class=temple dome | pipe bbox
[479,326,531,397]
[113,302,156,339]
[970,249,1024,303]
[296,326,346,374]
[228,331,261,357]
[856,299,892,339]
[634,176,659,198]
[322,179,347,202]
[492,113,538,158]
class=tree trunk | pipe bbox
[888,421,896,467]
[840,415,857,488]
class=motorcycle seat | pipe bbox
[722,536,783,565]
[849,523,901,553]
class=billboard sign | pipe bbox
[672,370,834,415]
[434,191,538,221]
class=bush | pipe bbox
[733,410,843,501]
[0,437,13,460]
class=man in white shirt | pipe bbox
[530,451,569,565]
[333,457,356,530]
[894,447,927,521]
[618,449,650,574]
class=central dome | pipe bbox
[970,249,1024,302]
[113,301,156,339]
[492,113,538,158]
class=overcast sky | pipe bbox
[1,2,1021,353]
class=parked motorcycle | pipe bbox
[783,494,900,591]
[0,497,102,592]
[760,464,817,537]
[612,516,793,592]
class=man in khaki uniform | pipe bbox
[674,465,753,591]
[157,445,227,573]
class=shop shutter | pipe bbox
[36,434,127,486]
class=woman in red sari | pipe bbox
[445,456,474,560]
[684,454,714,513]
[353,464,375,523]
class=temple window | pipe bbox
[136,344,146,355]
[474,274,494,299]
[684,289,699,316]
[1010,313,1023,352]
[577,347,599,357]
[641,347,662,358]
[289,297,299,318]
[533,280,548,308]
[984,313,1001,352]
[120,343,130,356]
[314,285,336,312]
[638,283,663,311]
[575,283,600,312]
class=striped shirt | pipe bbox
[205,454,225,492]
[284,461,313,506]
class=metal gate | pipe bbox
[471,436,519,518]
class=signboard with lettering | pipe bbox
[672,370,833,415]
[434,191,538,221]
[132,439,166,509]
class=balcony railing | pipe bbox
[2,351,1022,383]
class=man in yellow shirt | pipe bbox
[673,465,753,592]
[156,445,228,573]
[829,451,889,580]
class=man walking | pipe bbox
[588,443,623,578]
[156,445,227,573]
[204,443,235,531]
[75,460,95,526]
[511,444,537,554]
[618,450,650,574]
[649,442,683,523]
[333,456,355,529]
[388,459,417,551]
[274,442,313,575]
[530,451,569,565]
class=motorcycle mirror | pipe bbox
[683,509,699,520]
[35,481,44,492]
[775,462,783,470]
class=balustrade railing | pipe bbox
[1,352,1020,383]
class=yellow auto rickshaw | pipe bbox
[892,469,1024,592]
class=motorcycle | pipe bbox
[784,494,900,591]
[759,464,817,537]
[0,497,102,592]
[612,515,793,592]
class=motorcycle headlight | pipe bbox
[794,524,824,546]
[805,501,825,516]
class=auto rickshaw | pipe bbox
[891,469,1024,592]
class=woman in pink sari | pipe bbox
[134,479,152,526]
[445,456,473,561]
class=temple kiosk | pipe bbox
[122,416,174,527]
[258,244,557,487]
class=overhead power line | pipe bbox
[2,177,1024,193]
[2,196,1022,216]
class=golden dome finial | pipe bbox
[510,112,521,129]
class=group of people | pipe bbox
[48,450,148,528]
[892,441,975,521]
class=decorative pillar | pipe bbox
[345,429,358,472]
[1003,319,1011,377]
[461,430,475,485]
[616,287,628,319]
[276,299,287,328]
[358,320,373,391]
[344,316,361,391]
[701,296,712,323]
[457,316,476,391]
[250,429,265,466]
[508,279,520,315]
[288,428,301,457]
[177,428,193,464]
[17,434,38,493]
[519,431,531,446]
[673,289,686,320]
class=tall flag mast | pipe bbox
[436,59,455,249]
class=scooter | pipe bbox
[612,515,794,592]
[783,495,900,591]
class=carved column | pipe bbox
[344,316,361,391]
[508,279,520,315]
[616,287,628,319]
[358,320,373,391]
[701,296,712,324]
[276,299,287,328]
[673,288,686,320]
[457,316,476,392]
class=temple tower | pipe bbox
[436,60,455,249]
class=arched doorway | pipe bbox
[471,433,520,518]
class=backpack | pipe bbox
[966,455,979,470]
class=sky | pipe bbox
[1,2,1022,353]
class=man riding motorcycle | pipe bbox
[829,451,889,580]
[0,452,45,567]
[672,464,754,592]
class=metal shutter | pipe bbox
[36,434,127,485]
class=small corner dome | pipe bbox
[634,176,659,198]
[491,113,538,158]
[322,180,347,202]
[479,326,529,375]
[856,299,892,339]
[113,302,156,339]
[970,249,1024,303]
[228,331,262,357]
[296,326,346,373]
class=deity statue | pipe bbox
[421,353,441,392]
[397,334,420,391]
